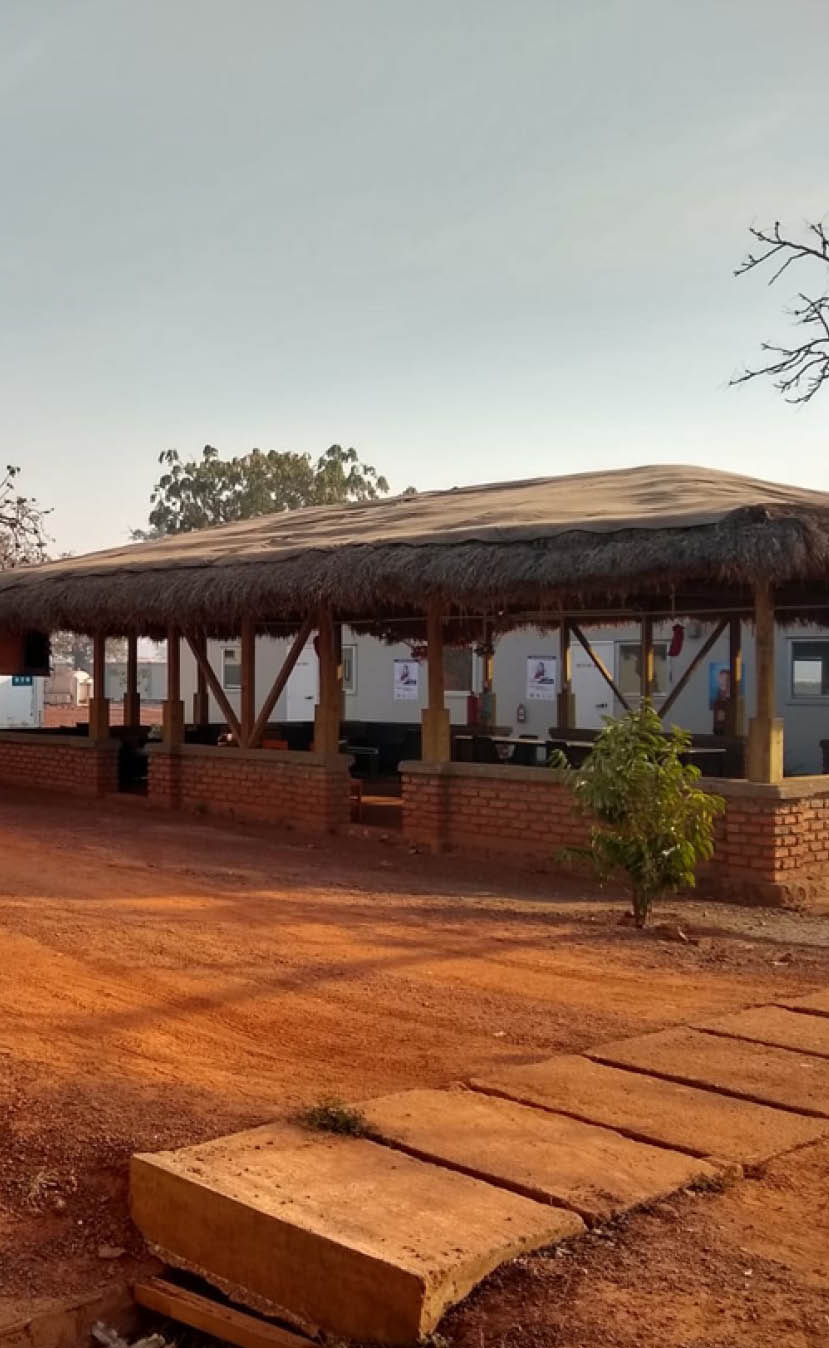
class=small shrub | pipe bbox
[569,704,724,928]
[298,1096,369,1136]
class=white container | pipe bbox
[0,675,45,728]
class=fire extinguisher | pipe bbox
[516,702,527,724]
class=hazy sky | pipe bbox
[1,0,827,554]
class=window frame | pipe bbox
[616,640,671,700]
[221,644,242,691]
[789,637,829,701]
[341,643,357,695]
[443,646,476,697]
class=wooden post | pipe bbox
[192,632,209,727]
[88,631,110,741]
[163,625,184,747]
[123,632,140,727]
[422,599,450,762]
[747,583,783,782]
[314,606,341,753]
[240,617,256,748]
[556,619,574,728]
[640,616,655,702]
[724,616,745,738]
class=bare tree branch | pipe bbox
[0,465,51,569]
[732,218,829,403]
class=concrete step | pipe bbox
[363,1088,718,1223]
[587,1027,829,1117]
[695,1005,829,1059]
[130,1123,582,1346]
[470,1053,829,1167]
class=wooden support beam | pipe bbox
[240,617,256,747]
[192,631,209,726]
[725,616,745,738]
[422,598,450,761]
[248,615,314,748]
[556,619,574,729]
[570,623,631,712]
[658,619,728,720]
[314,605,341,753]
[88,631,110,741]
[747,582,783,782]
[640,616,655,702]
[134,1276,309,1348]
[123,631,140,727]
[163,625,184,746]
[184,632,243,743]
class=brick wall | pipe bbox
[703,777,829,907]
[402,761,829,909]
[401,762,588,859]
[0,732,119,797]
[148,745,351,835]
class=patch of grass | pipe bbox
[298,1096,369,1137]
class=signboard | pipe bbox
[393,659,420,701]
[526,656,557,701]
[11,675,33,687]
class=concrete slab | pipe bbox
[131,1123,581,1346]
[362,1088,718,1224]
[696,1005,829,1059]
[470,1054,829,1167]
[588,1027,829,1117]
[777,988,829,1018]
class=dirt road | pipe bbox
[1,788,828,1338]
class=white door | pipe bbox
[285,646,318,721]
[571,641,615,729]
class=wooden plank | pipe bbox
[570,623,631,712]
[747,581,782,782]
[659,619,727,720]
[423,597,450,761]
[184,632,243,743]
[640,616,654,700]
[314,606,340,753]
[193,631,210,726]
[557,619,573,728]
[240,617,256,747]
[134,1277,311,1348]
[88,632,110,741]
[248,615,314,748]
[725,615,744,737]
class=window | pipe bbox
[222,645,241,690]
[617,642,669,697]
[791,640,829,698]
[342,644,357,695]
[443,646,474,693]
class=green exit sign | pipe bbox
[11,675,33,686]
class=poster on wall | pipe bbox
[708,662,742,707]
[393,658,420,701]
[526,656,557,700]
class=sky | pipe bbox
[1,0,827,555]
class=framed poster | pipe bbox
[526,656,557,700]
[708,662,740,707]
[393,659,420,701]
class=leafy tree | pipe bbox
[732,217,829,403]
[568,704,724,928]
[0,465,50,569]
[138,443,393,536]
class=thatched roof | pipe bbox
[2,464,829,637]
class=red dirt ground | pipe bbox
[1,787,828,1341]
